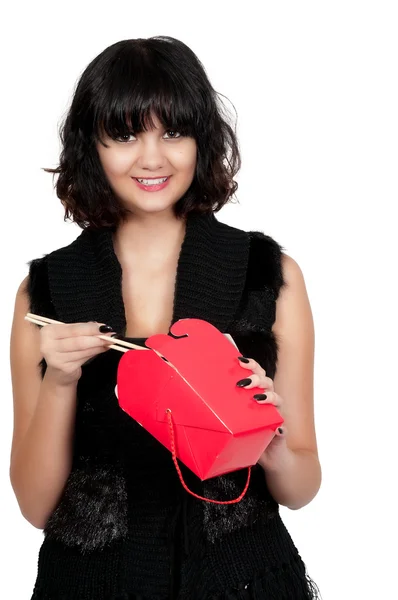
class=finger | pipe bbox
[59,346,110,365]
[236,373,274,391]
[56,336,114,353]
[237,356,266,378]
[275,425,286,438]
[45,322,115,340]
[252,390,281,408]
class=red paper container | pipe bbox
[117,318,283,481]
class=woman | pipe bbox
[9,36,322,599]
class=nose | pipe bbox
[135,138,167,172]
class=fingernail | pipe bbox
[99,325,114,333]
[237,356,250,364]
[278,427,284,434]
[253,393,267,400]
[236,378,252,387]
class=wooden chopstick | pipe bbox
[25,313,148,353]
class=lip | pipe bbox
[132,176,171,192]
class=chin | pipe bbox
[124,199,178,216]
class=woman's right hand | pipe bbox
[40,322,115,387]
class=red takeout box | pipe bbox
[117,318,283,481]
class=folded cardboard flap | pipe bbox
[117,318,284,480]
[146,319,282,433]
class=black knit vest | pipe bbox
[27,211,319,600]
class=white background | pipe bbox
[1,1,397,598]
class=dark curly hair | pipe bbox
[44,36,241,229]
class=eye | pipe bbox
[164,130,181,139]
[115,133,136,143]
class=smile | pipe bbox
[132,176,171,192]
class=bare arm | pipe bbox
[9,277,114,528]
[259,254,321,509]
[263,448,321,510]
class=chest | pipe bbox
[121,261,178,338]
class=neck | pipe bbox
[113,211,187,265]
[45,210,251,335]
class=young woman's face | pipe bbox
[97,114,197,217]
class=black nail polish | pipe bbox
[99,325,114,333]
[237,356,250,364]
[278,427,284,434]
[253,393,267,400]
[236,378,252,387]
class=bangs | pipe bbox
[92,51,200,141]
[49,36,241,227]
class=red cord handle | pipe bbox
[166,409,251,504]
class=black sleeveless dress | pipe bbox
[27,211,321,599]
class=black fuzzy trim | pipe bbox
[26,255,57,378]
[43,464,128,553]
[202,465,279,544]
[246,231,286,297]
[200,230,287,542]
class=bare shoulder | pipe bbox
[11,274,38,336]
[280,252,308,291]
[281,251,301,273]
[273,252,313,336]
[11,275,35,338]
[272,252,317,454]
[10,275,43,465]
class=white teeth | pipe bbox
[136,177,168,185]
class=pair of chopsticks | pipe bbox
[24,313,148,353]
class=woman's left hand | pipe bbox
[236,356,291,472]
